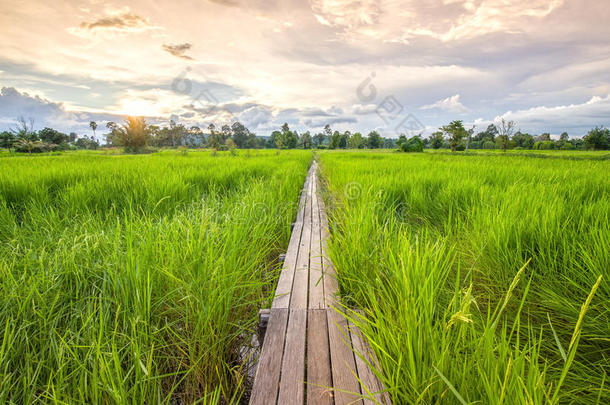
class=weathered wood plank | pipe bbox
[307,309,334,405]
[309,170,325,309]
[250,308,289,405]
[278,309,308,404]
[327,309,363,405]
[290,169,313,309]
[255,162,391,405]
[272,172,310,308]
[348,318,391,405]
[320,205,339,309]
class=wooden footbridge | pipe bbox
[250,161,390,405]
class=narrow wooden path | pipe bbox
[250,161,390,405]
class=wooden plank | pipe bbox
[319,189,339,309]
[348,318,391,405]
[309,170,325,309]
[327,309,363,405]
[307,309,334,405]
[320,205,339,309]
[272,172,310,308]
[250,308,289,405]
[277,309,307,404]
[290,169,313,309]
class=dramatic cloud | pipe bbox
[0,87,125,136]
[0,87,64,119]
[421,94,469,113]
[309,0,566,42]
[69,8,162,38]
[496,95,610,134]
[162,43,194,60]
[0,0,609,136]
[80,13,148,31]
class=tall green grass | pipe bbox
[318,151,609,404]
[0,149,312,403]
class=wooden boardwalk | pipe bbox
[250,161,390,405]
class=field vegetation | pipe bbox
[0,150,311,403]
[319,150,609,404]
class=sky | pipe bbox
[1,0,609,139]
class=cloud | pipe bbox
[421,94,469,113]
[1,0,609,138]
[0,86,64,122]
[308,0,566,43]
[81,13,148,30]
[495,95,610,135]
[162,43,194,60]
[310,0,381,29]
[0,86,127,136]
[69,8,162,37]
[303,116,357,127]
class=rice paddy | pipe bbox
[318,150,609,404]
[0,150,312,403]
[1,148,608,404]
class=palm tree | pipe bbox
[89,121,97,139]
[14,138,44,154]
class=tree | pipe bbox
[399,136,424,152]
[512,132,535,149]
[465,126,475,151]
[276,123,297,149]
[324,124,332,139]
[89,121,97,140]
[225,138,237,151]
[340,131,349,149]
[440,120,467,152]
[75,136,99,150]
[169,120,187,147]
[348,132,364,149]
[367,131,382,148]
[329,131,341,149]
[105,121,119,146]
[313,132,326,147]
[473,124,498,143]
[395,134,408,150]
[496,118,516,152]
[38,127,69,145]
[231,121,249,148]
[207,123,224,149]
[185,126,205,147]
[583,126,610,150]
[382,138,395,149]
[112,117,151,152]
[429,131,444,149]
[537,133,551,142]
[299,131,312,149]
[0,131,16,152]
[11,116,37,141]
[13,138,46,154]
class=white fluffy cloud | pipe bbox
[495,95,610,135]
[0,0,609,136]
[421,94,469,113]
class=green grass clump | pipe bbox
[0,149,312,403]
[318,150,609,404]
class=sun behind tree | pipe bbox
[112,116,151,153]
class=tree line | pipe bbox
[102,118,391,152]
[0,118,100,153]
[2,116,609,153]
[421,119,610,152]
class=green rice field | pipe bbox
[1,149,608,404]
[0,150,312,403]
[318,150,609,404]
